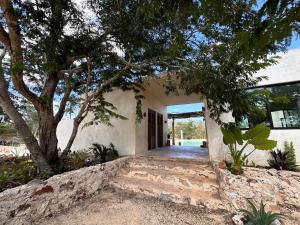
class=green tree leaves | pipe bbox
[176,0,300,123]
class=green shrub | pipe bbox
[240,199,283,225]
[0,122,16,136]
[221,123,277,174]
[268,141,298,171]
[12,160,37,182]
[65,151,89,170]
[90,143,119,163]
[0,158,37,192]
[0,171,10,192]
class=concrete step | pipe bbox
[109,176,224,209]
[118,167,219,192]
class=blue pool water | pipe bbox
[181,139,203,146]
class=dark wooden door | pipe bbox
[157,113,163,148]
[148,109,156,150]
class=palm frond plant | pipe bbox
[105,143,119,162]
[221,123,277,174]
[90,143,119,163]
[66,151,89,170]
[240,199,283,225]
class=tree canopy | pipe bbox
[0,0,190,173]
[171,0,299,122]
[105,0,299,122]
[0,0,299,174]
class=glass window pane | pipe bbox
[239,116,250,129]
[269,83,300,128]
[238,88,270,128]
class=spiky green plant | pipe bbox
[66,151,89,170]
[90,143,119,163]
[268,141,298,171]
[240,199,283,225]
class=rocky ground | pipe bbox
[215,165,300,225]
[2,156,298,225]
[38,189,232,225]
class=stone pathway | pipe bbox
[38,190,231,225]
[109,156,226,210]
[2,155,299,225]
[37,156,231,225]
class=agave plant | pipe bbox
[240,199,283,225]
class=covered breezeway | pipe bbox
[140,75,210,161]
[168,111,205,147]
[144,107,209,161]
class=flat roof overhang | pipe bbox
[168,111,204,119]
[142,75,203,106]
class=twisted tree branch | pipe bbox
[0,0,40,107]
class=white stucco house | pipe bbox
[57,76,202,155]
[57,48,300,165]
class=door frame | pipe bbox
[157,113,163,148]
[148,108,156,150]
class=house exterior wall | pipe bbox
[135,90,168,154]
[204,101,233,162]
[57,89,137,156]
[57,88,168,156]
[57,49,300,164]
[206,49,300,165]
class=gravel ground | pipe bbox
[38,189,232,225]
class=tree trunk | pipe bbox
[37,72,60,167]
[0,98,52,175]
[0,66,52,175]
[38,109,59,166]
